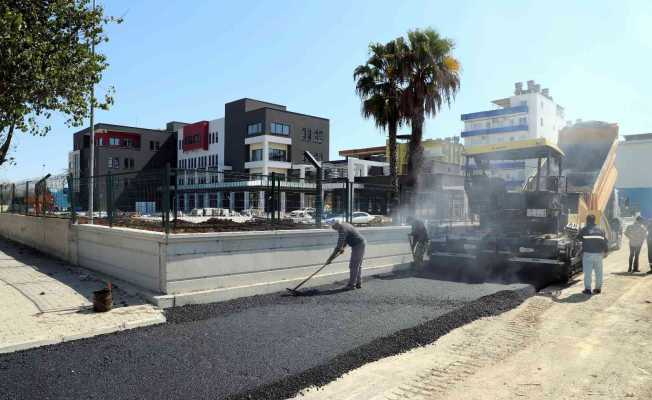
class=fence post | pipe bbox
[172,167,178,231]
[315,169,322,228]
[41,181,46,215]
[162,164,171,235]
[25,181,29,215]
[68,175,77,223]
[270,172,276,222]
[106,172,113,227]
[11,183,15,213]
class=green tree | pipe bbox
[353,39,407,211]
[0,1,119,166]
[402,28,460,204]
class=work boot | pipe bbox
[593,288,602,294]
[355,283,362,289]
[582,289,592,295]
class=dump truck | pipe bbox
[429,124,619,288]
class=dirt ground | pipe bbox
[295,242,652,400]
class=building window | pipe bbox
[150,141,154,150]
[301,128,324,144]
[251,149,263,161]
[271,122,290,136]
[269,148,287,162]
[247,123,263,135]
[109,137,119,146]
[540,118,543,127]
[107,157,113,169]
[519,117,527,125]
[124,158,129,169]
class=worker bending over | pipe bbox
[407,216,429,269]
[328,221,366,290]
[578,214,609,295]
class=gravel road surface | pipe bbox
[0,271,532,400]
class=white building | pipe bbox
[176,118,229,211]
[461,80,566,188]
[615,133,652,219]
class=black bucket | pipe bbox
[93,288,113,312]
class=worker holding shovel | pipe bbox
[328,221,366,290]
[407,216,429,269]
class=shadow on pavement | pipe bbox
[549,292,592,304]
[611,272,650,277]
[0,239,146,309]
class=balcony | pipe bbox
[244,135,291,145]
[461,124,529,138]
[461,105,528,121]
[244,160,292,170]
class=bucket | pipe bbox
[93,288,113,312]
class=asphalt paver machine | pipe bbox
[429,139,583,287]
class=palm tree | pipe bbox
[402,28,461,205]
[354,39,407,213]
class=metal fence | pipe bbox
[0,174,70,217]
[1,166,398,233]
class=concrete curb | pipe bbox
[0,314,166,354]
[150,262,412,308]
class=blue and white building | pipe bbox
[461,80,566,188]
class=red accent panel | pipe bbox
[95,131,141,148]
[182,121,209,152]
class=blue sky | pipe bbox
[2,0,651,181]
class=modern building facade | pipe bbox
[69,123,177,211]
[616,133,652,218]
[461,80,566,188]
[225,98,329,176]
[175,98,330,213]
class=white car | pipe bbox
[351,211,374,225]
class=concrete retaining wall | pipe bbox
[0,214,73,261]
[0,213,412,306]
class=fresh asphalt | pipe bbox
[0,271,532,400]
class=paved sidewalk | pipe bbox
[0,239,165,353]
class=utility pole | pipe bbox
[88,0,96,223]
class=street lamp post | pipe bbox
[88,0,96,223]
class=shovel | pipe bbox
[286,251,342,296]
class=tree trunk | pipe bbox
[408,112,425,212]
[0,123,16,166]
[388,120,399,213]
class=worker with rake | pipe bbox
[327,221,366,290]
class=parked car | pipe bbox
[351,211,374,225]
[324,214,345,225]
[324,212,375,225]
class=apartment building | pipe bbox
[461,80,566,188]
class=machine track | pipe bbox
[385,296,551,400]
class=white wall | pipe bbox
[0,214,72,261]
[616,139,652,188]
[0,214,412,306]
